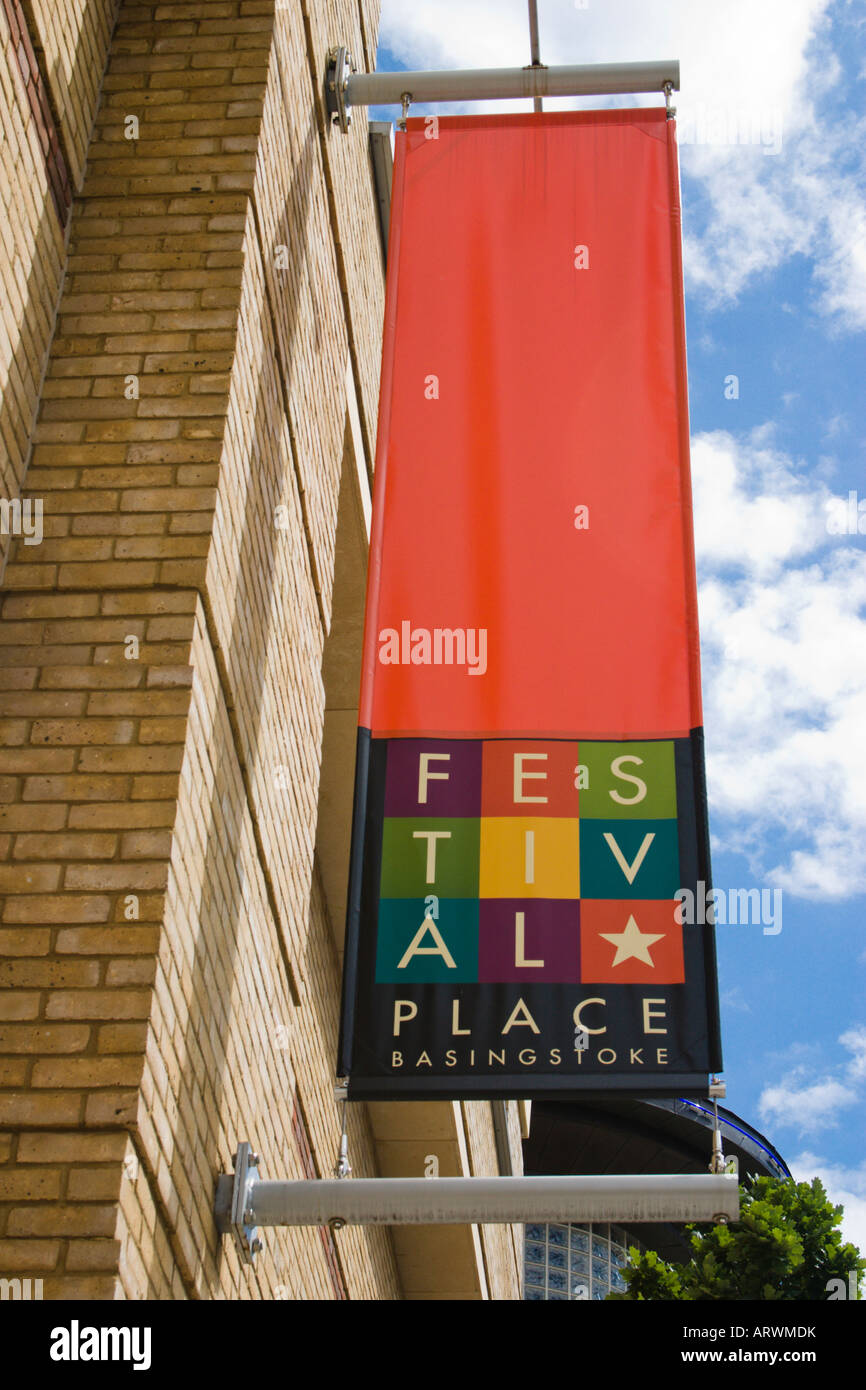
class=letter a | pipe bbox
[49,1328,71,1361]
[502,998,541,1034]
[378,628,400,664]
[398,916,457,970]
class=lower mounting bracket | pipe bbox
[214,1140,262,1266]
[214,1142,740,1266]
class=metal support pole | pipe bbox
[528,0,544,113]
[708,1076,727,1173]
[215,1144,738,1263]
[326,55,680,132]
[528,0,542,68]
[249,1174,737,1227]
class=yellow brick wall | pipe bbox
[0,586,190,1296]
[0,0,403,1301]
[461,1101,523,1301]
[0,0,115,568]
[126,600,397,1299]
[301,0,385,467]
[1,0,523,1302]
[115,1134,184,1298]
[1,1130,124,1298]
[26,0,117,188]
[252,4,349,612]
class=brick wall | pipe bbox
[25,0,117,190]
[0,0,524,1302]
[0,587,190,1295]
[0,0,401,1300]
[461,1101,523,1301]
[0,0,115,569]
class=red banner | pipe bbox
[361,108,702,742]
[339,110,721,1100]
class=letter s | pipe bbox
[609,755,647,805]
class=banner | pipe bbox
[338,109,722,1099]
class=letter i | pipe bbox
[525,830,535,885]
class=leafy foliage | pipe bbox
[608,1175,864,1300]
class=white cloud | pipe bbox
[759,1074,858,1134]
[756,1028,866,1167]
[691,431,831,577]
[811,182,866,333]
[381,0,827,114]
[680,92,866,327]
[378,0,866,330]
[720,985,752,1013]
[840,1026,866,1082]
[692,429,866,897]
[790,1151,866,1254]
[759,1026,866,1251]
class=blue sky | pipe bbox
[374,0,866,1247]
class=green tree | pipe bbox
[608,1175,864,1301]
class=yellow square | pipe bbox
[479,817,580,898]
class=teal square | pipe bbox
[579,819,680,899]
[375,899,479,982]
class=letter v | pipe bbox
[603,831,655,884]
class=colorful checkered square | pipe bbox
[374,738,684,985]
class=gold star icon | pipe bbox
[599,914,665,967]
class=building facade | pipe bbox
[0,0,524,1300]
[523,1097,790,1301]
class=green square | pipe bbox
[579,741,677,818]
[380,817,480,897]
[376,898,479,982]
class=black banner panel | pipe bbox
[339,732,721,1098]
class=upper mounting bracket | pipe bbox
[326,46,356,133]
[323,51,680,135]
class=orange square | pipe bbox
[580,899,684,983]
[481,740,581,817]
[480,816,580,898]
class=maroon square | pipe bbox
[383,738,482,816]
[478,898,581,982]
